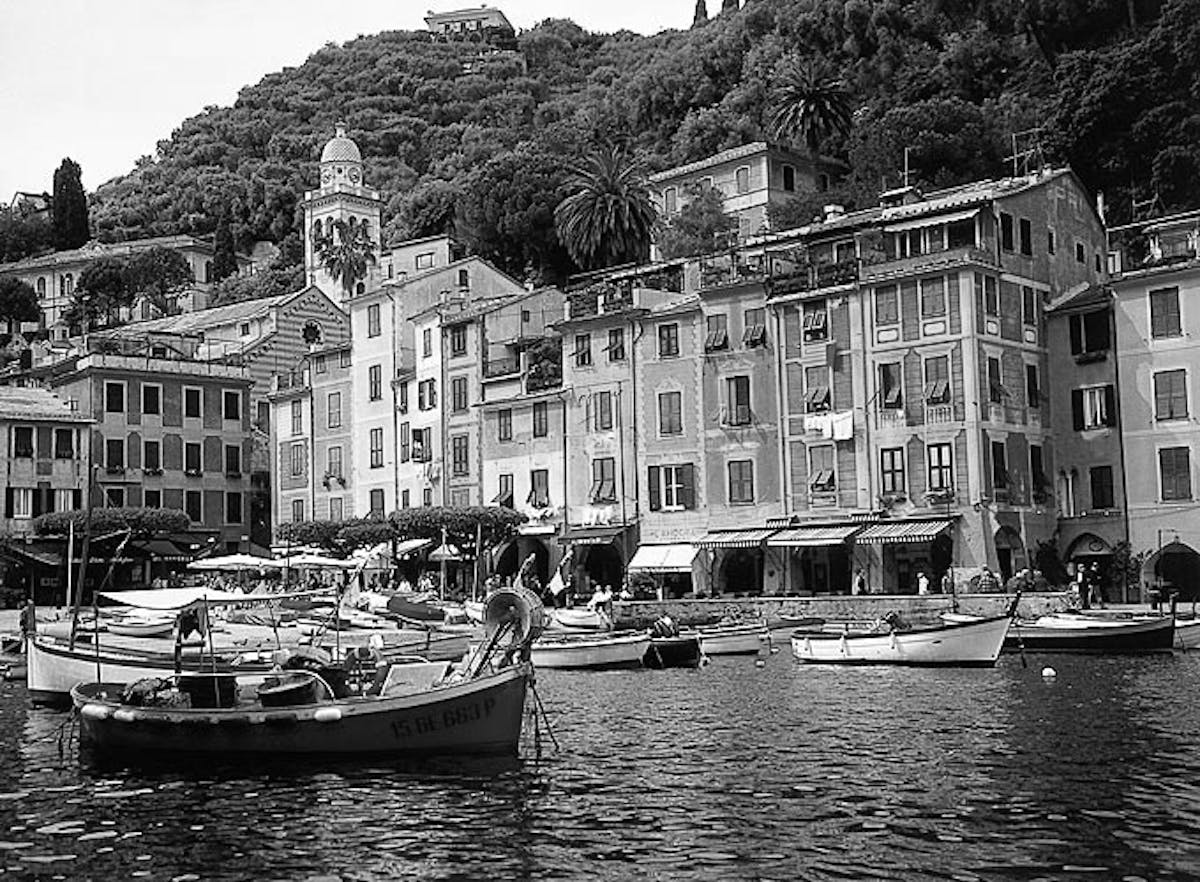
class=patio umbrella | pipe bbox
[273,552,356,570]
[187,553,281,572]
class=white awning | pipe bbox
[767,525,861,547]
[627,544,698,574]
[882,208,979,234]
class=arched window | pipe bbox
[64,274,74,296]
[311,219,323,243]
[204,260,213,284]
[36,277,45,298]
[361,220,371,240]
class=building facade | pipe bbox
[650,142,845,244]
[1110,210,1200,598]
[49,334,255,553]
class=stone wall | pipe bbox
[612,591,1075,630]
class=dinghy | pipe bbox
[791,613,1012,667]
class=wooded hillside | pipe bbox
[83,0,1194,283]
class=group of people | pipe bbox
[850,567,955,596]
[1074,560,1105,609]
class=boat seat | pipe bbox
[378,661,451,698]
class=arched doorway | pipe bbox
[719,548,762,596]
[994,526,1026,585]
[575,544,623,593]
[1143,541,1200,601]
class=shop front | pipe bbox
[626,543,699,600]
[560,523,637,597]
[766,525,860,595]
[696,529,777,596]
[853,519,954,595]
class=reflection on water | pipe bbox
[2,654,1200,880]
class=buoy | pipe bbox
[1042,666,1057,679]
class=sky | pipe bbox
[0,0,686,202]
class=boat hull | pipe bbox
[643,634,703,669]
[72,664,530,758]
[27,636,273,705]
[698,623,768,656]
[1176,618,1200,650]
[530,633,649,669]
[1005,616,1175,653]
[546,608,610,631]
[790,615,1011,667]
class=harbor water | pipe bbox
[2,649,1200,880]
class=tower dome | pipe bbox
[320,123,362,164]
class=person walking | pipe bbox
[1087,561,1105,609]
[977,566,1000,593]
[852,568,867,596]
[18,599,36,652]
[916,571,930,595]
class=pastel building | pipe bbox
[1109,210,1200,598]
[650,142,845,244]
[269,341,354,531]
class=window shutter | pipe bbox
[680,464,696,510]
[648,466,661,511]
[73,489,82,509]
[3,489,11,519]
[1071,389,1084,431]
[1069,315,1082,354]
[1103,385,1117,427]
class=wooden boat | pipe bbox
[104,617,176,638]
[546,607,611,632]
[70,586,546,759]
[1175,617,1200,650]
[1006,613,1175,653]
[642,633,703,669]
[791,614,1012,667]
[697,621,769,656]
[385,596,447,625]
[530,632,649,669]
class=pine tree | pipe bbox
[693,0,708,26]
[211,209,238,282]
[51,158,89,250]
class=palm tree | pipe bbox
[769,58,853,154]
[316,218,377,298]
[554,145,658,271]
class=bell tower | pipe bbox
[302,122,383,303]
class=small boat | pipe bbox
[463,600,486,625]
[104,616,176,638]
[71,587,545,759]
[1176,617,1200,650]
[791,614,1012,667]
[642,633,703,669]
[697,621,769,656]
[1006,613,1175,653]
[385,596,447,626]
[530,632,649,670]
[546,607,611,632]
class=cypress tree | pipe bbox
[51,158,89,250]
[211,209,238,281]
[693,0,708,26]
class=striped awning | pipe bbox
[696,529,776,549]
[627,544,697,574]
[767,525,861,547]
[854,520,953,545]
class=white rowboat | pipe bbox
[697,622,769,656]
[530,632,649,669]
[790,614,1012,667]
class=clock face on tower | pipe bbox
[321,169,332,184]
[348,168,361,183]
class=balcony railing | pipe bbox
[875,407,907,428]
[767,258,858,296]
[483,356,521,378]
[925,404,955,424]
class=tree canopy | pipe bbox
[72,0,1192,279]
[0,278,39,331]
[64,247,193,331]
[278,507,526,554]
[554,144,657,270]
[51,158,89,250]
[34,507,191,537]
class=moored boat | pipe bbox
[1175,617,1200,650]
[530,632,649,670]
[546,607,611,632]
[1006,613,1175,653]
[697,621,769,656]
[791,614,1012,667]
[643,633,704,669]
[70,586,545,759]
[103,616,177,638]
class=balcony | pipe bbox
[860,245,994,282]
[925,404,955,424]
[875,407,907,429]
[699,253,769,290]
[483,355,521,379]
[768,259,858,297]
